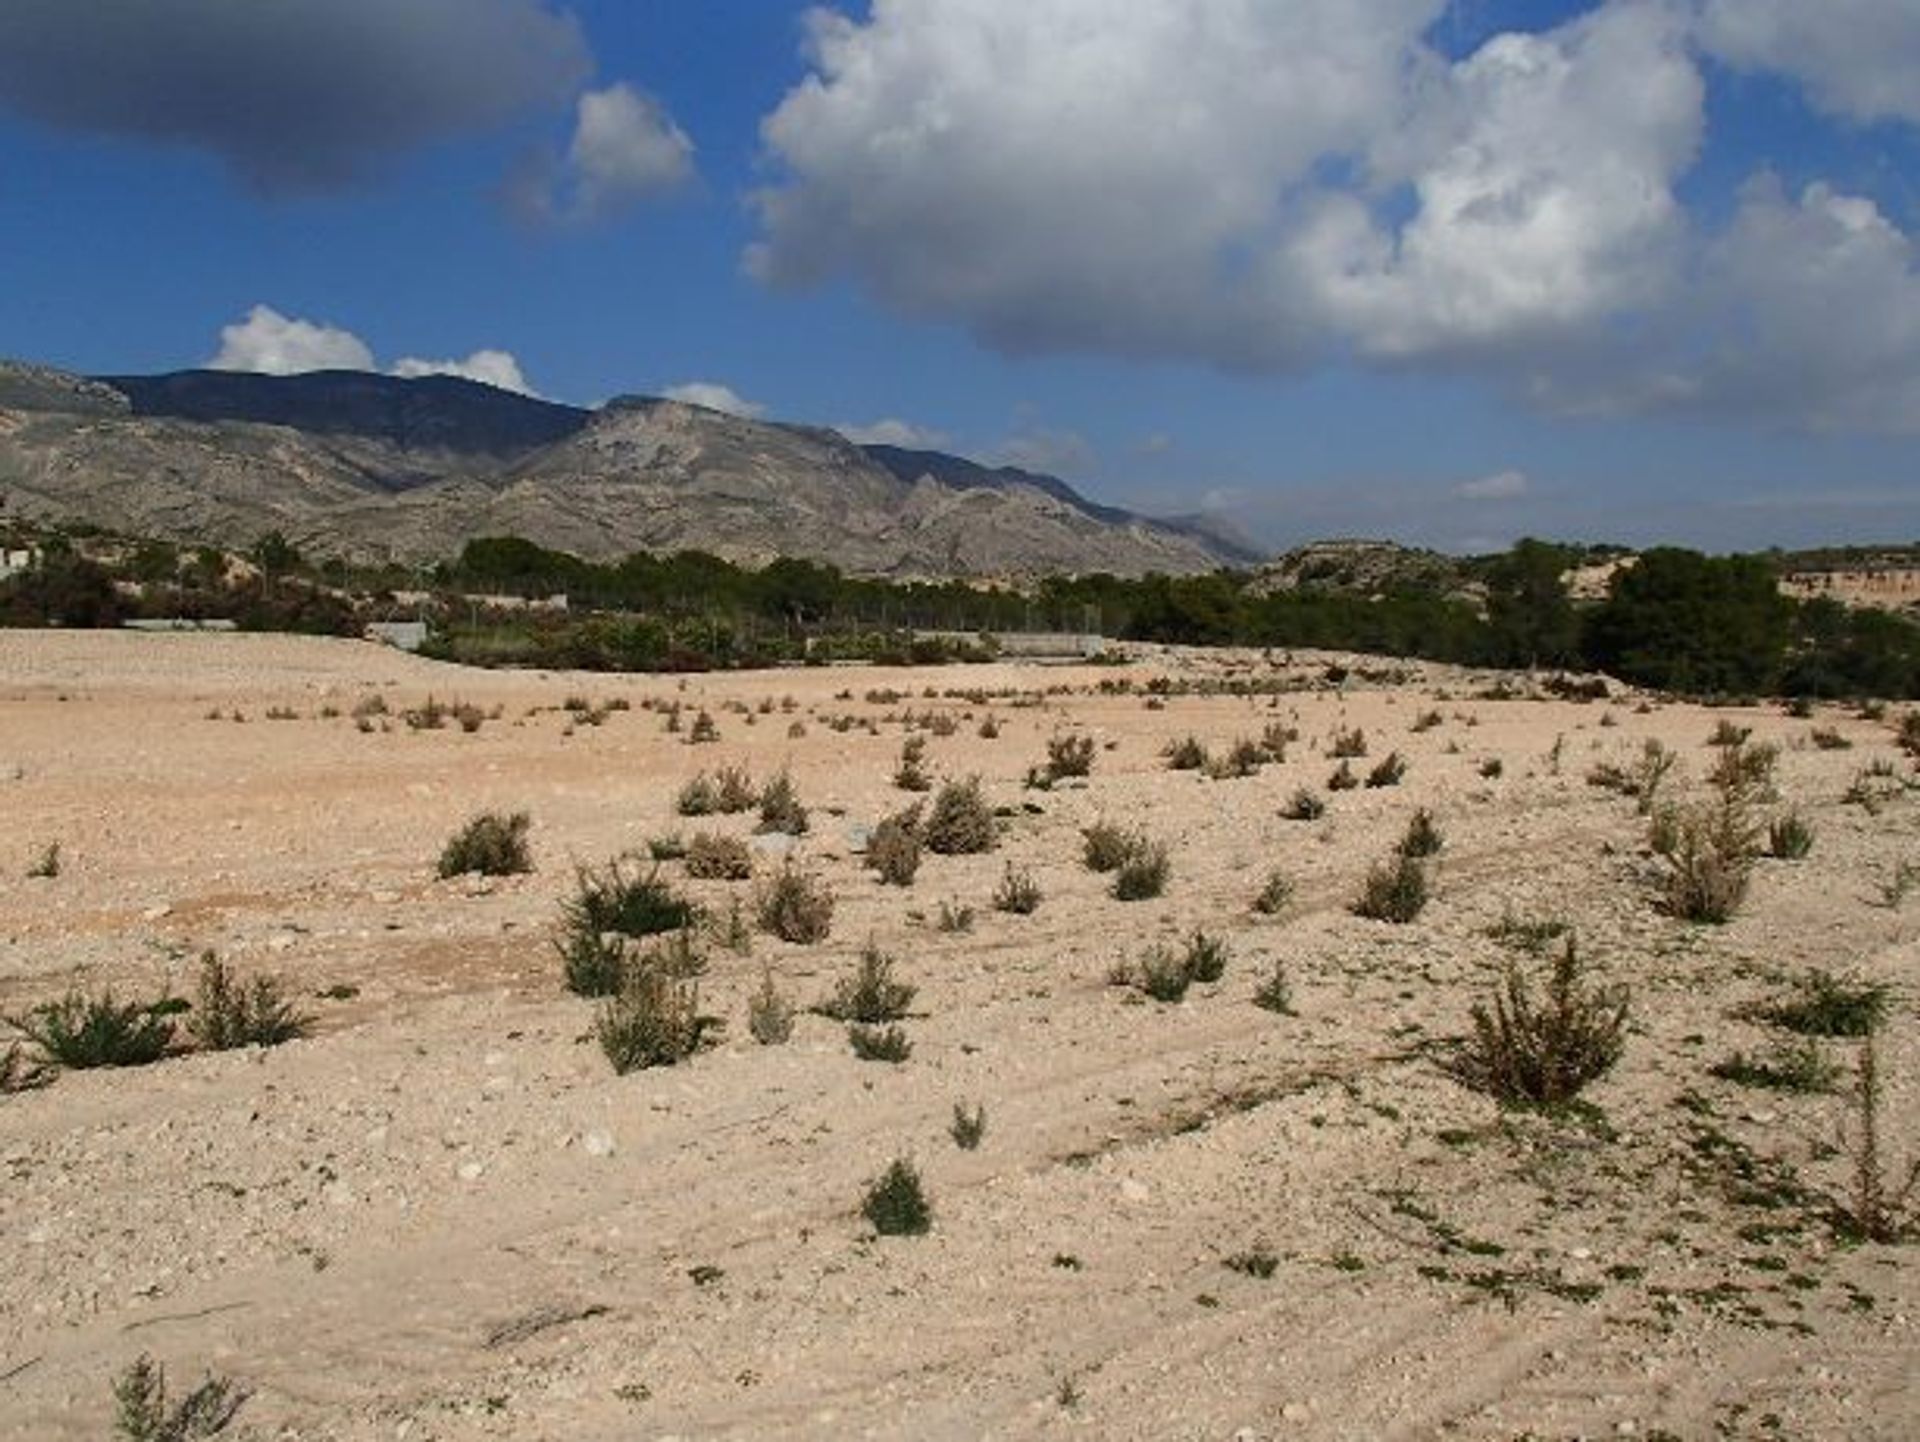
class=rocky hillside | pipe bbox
[0,362,1249,577]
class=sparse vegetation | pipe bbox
[557,862,701,996]
[1352,852,1428,923]
[949,1101,988,1150]
[1043,732,1096,781]
[1758,972,1890,1038]
[1366,751,1408,787]
[1711,1039,1839,1094]
[1767,811,1815,860]
[866,807,923,886]
[923,776,996,854]
[756,864,835,943]
[1165,735,1209,771]
[437,810,531,878]
[111,1354,247,1441]
[1839,1033,1918,1243]
[862,1158,932,1237]
[11,989,177,1069]
[1330,726,1369,758]
[992,863,1042,914]
[848,1022,912,1062]
[596,969,715,1073]
[756,769,809,836]
[746,968,794,1045]
[1252,869,1294,915]
[894,735,931,791]
[1252,960,1295,1014]
[188,952,306,1051]
[1081,821,1135,871]
[1397,808,1444,858]
[685,832,754,881]
[26,841,60,879]
[1283,787,1326,820]
[1453,941,1628,1109]
[1111,839,1170,901]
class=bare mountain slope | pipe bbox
[0,363,1251,576]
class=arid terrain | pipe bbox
[1,631,1915,1440]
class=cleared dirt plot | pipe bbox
[1,631,1915,1440]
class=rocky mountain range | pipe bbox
[0,361,1260,577]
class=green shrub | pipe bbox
[112,1354,247,1441]
[1352,853,1428,923]
[1758,971,1889,1037]
[557,862,700,996]
[1283,788,1326,821]
[848,1022,913,1062]
[1252,869,1294,915]
[1183,930,1228,983]
[894,736,932,791]
[1767,812,1814,861]
[1165,735,1209,771]
[1660,798,1756,924]
[950,1101,988,1150]
[817,944,914,1022]
[1252,960,1295,1014]
[685,832,754,880]
[595,970,715,1073]
[863,1158,932,1236]
[1710,1039,1839,1094]
[747,969,794,1045]
[1365,752,1408,788]
[1112,840,1170,901]
[866,808,922,886]
[1081,821,1135,871]
[1453,941,1628,1108]
[1044,732,1096,780]
[437,811,531,878]
[1130,944,1193,1001]
[756,770,809,836]
[12,989,177,1069]
[924,776,996,854]
[756,864,835,943]
[1397,808,1444,859]
[675,774,719,816]
[992,863,1042,914]
[188,953,307,1051]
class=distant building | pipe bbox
[0,547,37,579]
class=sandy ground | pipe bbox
[0,630,1914,1441]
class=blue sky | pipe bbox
[2,0,1917,554]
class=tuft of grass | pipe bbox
[1329,726,1369,758]
[1452,940,1628,1109]
[714,765,759,813]
[1660,785,1758,925]
[937,900,976,933]
[1112,840,1171,901]
[848,1022,913,1062]
[1366,751,1408,788]
[756,770,809,836]
[1043,732,1096,781]
[11,990,177,1069]
[1224,1248,1279,1279]
[863,1158,933,1236]
[894,735,932,791]
[746,968,794,1045]
[1081,821,1136,872]
[675,773,719,816]
[1765,811,1814,861]
[557,862,701,996]
[1283,787,1326,821]
[1758,971,1890,1038]
[1879,858,1920,909]
[923,776,997,854]
[1397,807,1444,858]
[1327,759,1359,791]
[188,953,307,1051]
[437,811,531,878]
[817,943,915,1023]
[1710,1039,1839,1094]
[866,808,923,887]
[992,863,1043,914]
[1164,735,1209,771]
[1182,930,1229,983]
[949,1101,988,1150]
[1252,960,1295,1015]
[1839,1033,1919,1243]
[1252,869,1294,915]
[1479,757,1505,780]
[26,841,60,879]
[112,1354,247,1441]
[756,864,835,944]
[595,970,716,1073]
[1352,852,1428,923]
[684,832,753,881]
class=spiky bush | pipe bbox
[747,968,794,1044]
[1397,808,1444,859]
[1182,930,1228,983]
[675,774,719,817]
[112,1354,247,1440]
[1283,788,1326,821]
[756,864,835,943]
[1112,840,1170,901]
[989,862,1041,914]
[595,970,715,1073]
[1327,760,1359,792]
[863,1158,932,1236]
[1252,869,1294,915]
[1660,798,1756,924]
[12,990,177,1069]
[1840,1034,1919,1243]
[685,832,754,881]
[848,1022,913,1062]
[1127,944,1194,1002]
[923,776,996,854]
[1044,732,1096,780]
[1453,941,1628,1108]
[866,807,923,887]
[1351,852,1428,923]
[950,1101,988,1150]
[894,735,932,791]
[1710,1039,1839,1094]
[1759,971,1889,1038]
[437,811,531,878]
[1164,735,1209,771]
[1329,726,1369,758]
[188,953,306,1051]
[817,944,914,1023]
[1252,960,1295,1014]
[714,765,758,813]
[1365,752,1408,788]
[1767,811,1815,861]
[756,770,809,836]
[1081,821,1135,872]
[556,862,700,996]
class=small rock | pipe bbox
[141,905,172,921]
[457,1160,485,1182]
[1119,1178,1150,1203]
[583,1130,616,1158]
[1281,1402,1310,1422]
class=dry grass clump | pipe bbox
[188,952,307,1051]
[1839,1034,1919,1243]
[684,832,754,880]
[894,735,932,791]
[1767,811,1815,860]
[992,863,1043,914]
[866,806,923,886]
[111,1353,247,1440]
[1397,808,1444,859]
[848,1022,913,1063]
[1283,788,1326,821]
[746,969,794,1045]
[923,776,996,854]
[1452,940,1628,1108]
[1164,735,1209,771]
[1757,971,1890,1037]
[9,989,178,1069]
[1081,821,1136,872]
[556,861,701,997]
[1329,726,1369,758]
[863,1158,932,1236]
[756,864,835,943]
[1112,839,1171,901]
[816,944,915,1023]
[950,1101,988,1149]
[1658,786,1759,925]
[1365,751,1408,788]
[1042,732,1096,781]
[756,769,809,835]
[595,969,716,1073]
[1252,869,1294,915]
[437,811,531,878]
[1351,852,1428,923]
[1327,760,1359,791]
[1109,931,1224,1002]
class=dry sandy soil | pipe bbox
[0,631,1915,1441]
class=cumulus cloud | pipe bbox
[210,306,540,395]
[211,305,375,375]
[392,350,539,397]
[664,382,765,419]
[1697,0,1920,126]
[749,0,1920,434]
[995,427,1095,476]
[836,418,951,449]
[1454,469,1530,501]
[508,82,695,224]
[0,0,589,192]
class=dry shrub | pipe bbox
[595,969,715,1073]
[189,952,306,1051]
[685,832,754,881]
[1452,940,1628,1108]
[437,811,531,878]
[866,807,923,886]
[756,864,834,943]
[924,776,996,854]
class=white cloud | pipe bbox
[210,306,541,395]
[509,82,694,224]
[210,304,375,374]
[836,417,950,448]
[392,349,538,396]
[1454,468,1530,501]
[995,426,1095,476]
[663,382,765,418]
[1136,432,1174,455]
[1697,0,1920,126]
